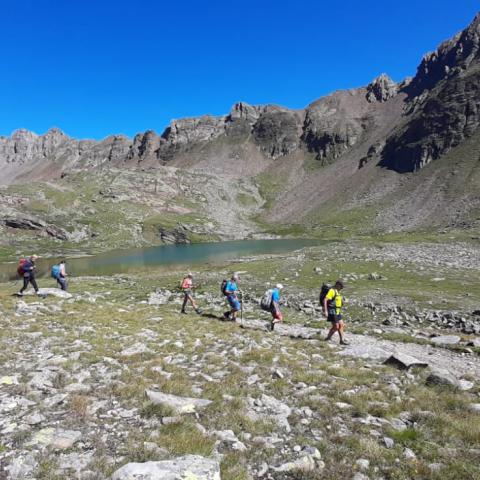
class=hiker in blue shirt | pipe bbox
[224,273,241,321]
[57,260,68,291]
[51,260,68,291]
[269,283,284,331]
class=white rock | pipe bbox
[0,375,18,385]
[273,455,316,472]
[469,403,480,413]
[355,459,370,470]
[430,335,461,346]
[353,473,370,480]
[111,455,220,480]
[458,380,475,391]
[121,343,152,356]
[383,437,394,448]
[404,448,416,460]
[145,389,212,414]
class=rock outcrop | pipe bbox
[366,74,398,103]
[379,13,480,172]
[111,455,221,480]
[302,89,376,163]
[252,107,301,158]
[2,214,69,240]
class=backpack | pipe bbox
[220,279,228,296]
[319,283,332,307]
[17,258,27,276]
[51,264,61,279]
[260,289,273,311]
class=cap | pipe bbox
[276,283,284,289]
[335,279,344,288]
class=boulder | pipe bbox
[384,353,428,370]
[111,455,221,480]
[469,403,480,413]
[272,455,317,473]
[430,335,461,346]
[145,389,212,414]
[426,369,460,388]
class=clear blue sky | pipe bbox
[1,0,478,139]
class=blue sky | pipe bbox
[1,0,479,139]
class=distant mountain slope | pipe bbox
[1,13,479,251]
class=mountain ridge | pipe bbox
[1,13,480,254]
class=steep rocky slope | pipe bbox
[1,13,480,251]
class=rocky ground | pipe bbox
[0,240,479,479]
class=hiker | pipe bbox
[180,272,202,314]
[224,273,241,321]
[18,255,40,296]
[52,260,68,291]
[323,279,349,345]
[269,283,284,331]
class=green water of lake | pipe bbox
[0,239,320,282]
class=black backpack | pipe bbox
[260,289,273,311]
[319,283,332,307]
[221,279,228,296]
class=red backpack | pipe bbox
[17,258,27,276]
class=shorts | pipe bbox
[183,289,193,297]
[327,313,342,323]
[271,309,283,321]
[227,295,241,312]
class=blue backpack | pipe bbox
[51,264,61,279]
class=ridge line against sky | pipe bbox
[1,0,479,140]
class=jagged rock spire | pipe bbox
[366,74,398,103]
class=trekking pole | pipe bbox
[240,289,244,326]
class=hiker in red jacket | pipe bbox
[18,255,40,296]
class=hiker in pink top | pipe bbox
[180,273,202,315]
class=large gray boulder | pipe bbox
[426,369,460,388]
[111,455,221,480]
[384,352,428,370]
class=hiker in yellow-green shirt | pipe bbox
[323,279,349,345]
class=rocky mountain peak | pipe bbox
[11,129,39,141]
[366,74,398,102]
[228,102,262,123]
[408,12,480,95]
[44,127,67,138]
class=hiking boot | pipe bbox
[17,291,24,297]
[195,308,203,315]
[324,336,331,342]
[340,340,350,345]
[180,310,187,314]
[223,311,231,321]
